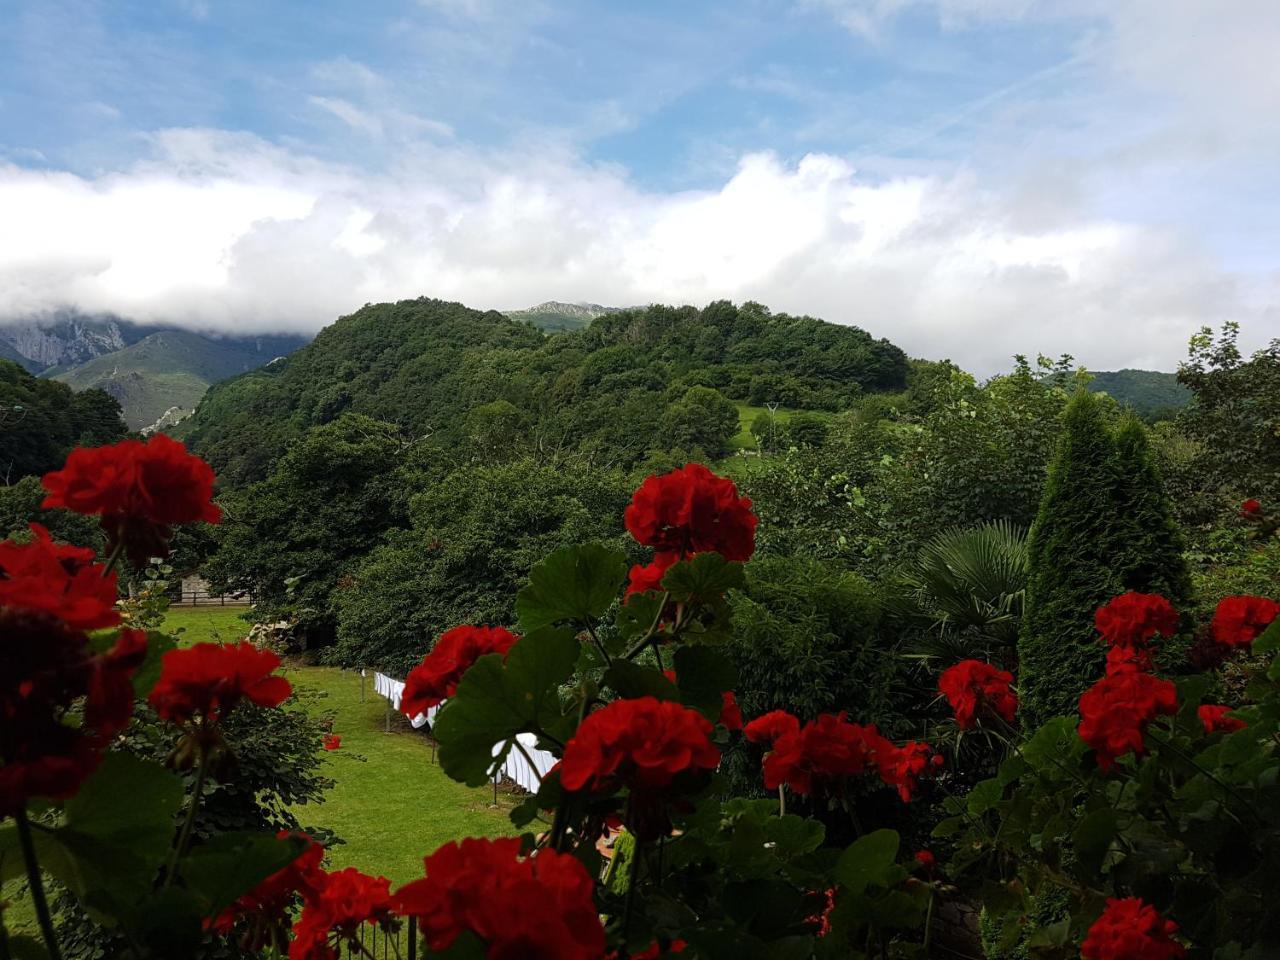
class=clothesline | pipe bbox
[367,670,557,793]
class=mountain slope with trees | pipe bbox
[184,297,911,485]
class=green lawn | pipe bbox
[161,606,517,885]
[1,607,517,938]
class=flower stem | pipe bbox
[15,808,62,960]
[164,741,210,887]
[100,536,126,578]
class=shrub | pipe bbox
[723,556,906,797]
[1019,392,1186,723]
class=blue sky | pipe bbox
[1,0,1276,372]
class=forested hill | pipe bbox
[183,297,909,485]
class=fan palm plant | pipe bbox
[893,519,1029,666]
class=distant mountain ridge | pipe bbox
[504,301,626,332]
[1087,369,1190,418]
[0,312,308,430]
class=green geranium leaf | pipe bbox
[132,630,178,697]
[183,831,307,916]
[516,544,627,632]
[834,828,899,895]
[672,645,738,719]
[63,753,185,863]
[604,660,679,701]
[1253,616,1280,656]
[435,627,577,786]
[1072,808,1118,874]
[662,553,745,604]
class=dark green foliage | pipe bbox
[1107,418,1192,605]
[1177,322,1280,507]
[184,298,909,485]
[54,700,331,959]
[723,556,904,796]
[661,386,739,458]
[202,414,412,643]
[1018,393,1191,725]
[330,460,632,674]
[0,358,126,481]
[0,474,103,549]
[1018,391,1119,724]
[783,411,828,447]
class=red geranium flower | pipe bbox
[0,610,146,816]
[1081,897,1185,960]
[1211,595,1280,648]
[623,940,687,960]
[560,696,720,793]
[624,464,757,562]
[289,868,393,960]
[401,625,520,717]
[1198,704,1246,735]
[322,734,341,751]
[914,849,936,874]
[1077,671,1177,771]
[626,551,679,597]
[743,709,801,746]
[391,837,605,960]
[211,831,326,938]
[42,435,222,568]
[876,739,943,802]
[938,660,1018,729]
[1095,593,1179,650]
[1241,498,1263,518]
[1105,645,1155,676]
[756,712,885,796]
[149,641,291,726]
[0,525,119,630]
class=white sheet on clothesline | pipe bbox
[371,670,556,791]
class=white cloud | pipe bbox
[0,134,1265,373]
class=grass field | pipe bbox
[2,606,517,938]
[730,402,794,451]
[166,606,518,885]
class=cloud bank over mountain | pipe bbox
[0,0,1276,373]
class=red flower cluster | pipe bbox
[289,868,393,960]
[322,734,341,751]
[626,551,678,597]
[1077,670,1177,771]
[1095,593,1179,650]
[0,609,146,816]
[662,670,743,731]
[1211,595,1280,648]
[0,524,120,630]
[1241,498,1263,518]
[1080,897,1185,960]
[624,463,757,562]
[913,849,936,874]
[744,709,939,801]
[42,435,221,567]
[626,940,687,960]
[938,660,1018,729]
[148,641,291,727]
[401,625,520,716]
[1198,705,1247,735]
[212,832,326,938]
[560,697,720,793]
[393,838,605,960]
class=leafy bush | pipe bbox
[723,556,905,796]
[330,460,632,674]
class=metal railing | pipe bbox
[167,585,254,607]
[348,915,418,959]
